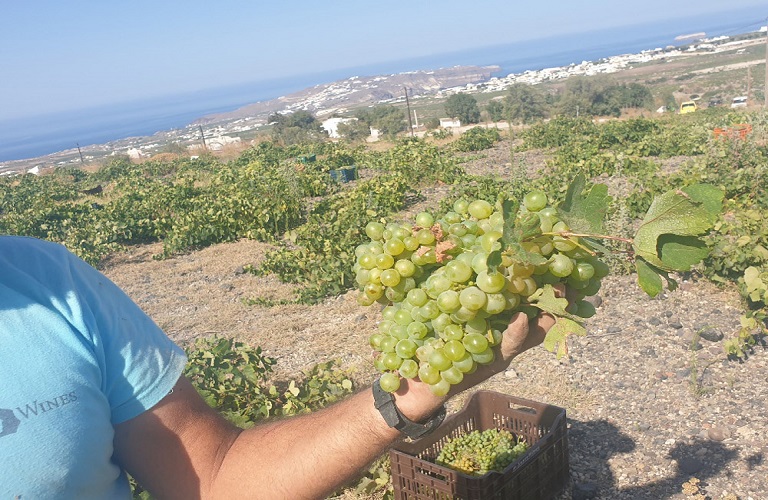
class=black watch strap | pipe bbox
[372,378,446,439]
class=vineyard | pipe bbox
[3,108,768,498]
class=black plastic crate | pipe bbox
[390,391,569,499]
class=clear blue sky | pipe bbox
[1,1,765,120]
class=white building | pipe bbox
[439,118,461,128]
[321,117,357,139]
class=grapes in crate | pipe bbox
[435,428,529,476]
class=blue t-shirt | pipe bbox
[0,236,187,498]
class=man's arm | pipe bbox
[114,312,554,500]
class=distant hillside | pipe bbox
[193,65,499,125]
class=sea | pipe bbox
[1,6,764,163]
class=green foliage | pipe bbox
[452,127,501,152]
[355,105,407,138]
[504,83,547,124]
[444,93,480,124]
[184,336,355,425]
[556,76,653,117]
[485,99,505,122]
[269,110,328,145]
[336,118,371,142]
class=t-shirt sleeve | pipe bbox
[65,252,188,425]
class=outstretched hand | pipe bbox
[392,310,558,423]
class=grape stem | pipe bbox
[540,231,634,245]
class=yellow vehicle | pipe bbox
[680,101,697,114]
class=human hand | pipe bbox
[392,310,558,422]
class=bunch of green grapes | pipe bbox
[354,190,608,395]
[435,429,529,476]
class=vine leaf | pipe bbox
[635,258,663,297]
[558,173,612,233]
[527,284,570,316]
[527,284,586,358]
[488,199,547,270]
[543,317,586,359]
[633,184,723,272]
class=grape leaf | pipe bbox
[558,174,612,233]
[543,317,586,359]
[526,284,571,317]
[490,199,547,269]
[635,258,663,297]
[658,235,708,271]
[633,185,722,271]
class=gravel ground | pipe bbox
[101,140,768,500]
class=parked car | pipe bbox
[731,96,748,108]
[708,98,722,108]
[679,101,697,114]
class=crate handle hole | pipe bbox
[508,404,537,415]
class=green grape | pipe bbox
[393,308,413,326]
[399,359,419,379]
[463,333,489,354]
[575,300,597,318]
[548,254,574,278]
[393,226,411,241]
[436,290,461,313]
[381,352,403,370]
[426,274,452,298]
[468,199,493,219]
[379,372,401,393]
[364,283,383,300]
[478,231,503,253]
[418,362,441,385]
[443,211,462,224]
[368,267,382,284]
[403,235,420,251]
[395,259,416,278]
[471,347,495,365]
[380,268,401,287]
[459,286,487,311]
[415,344,434,363]
[358,253,376,270]
[483,292,507,315]
[390,324,409,340]
[376,253,395,270]
[453,352,475,373]
[453,198,470,214]
[476,270,506,293]
[429,379,451,397]
[406,288,428,307]
[379,336,397,353]
[445,260,472,283]
[356,268,370,286]
[431,313,453,332]
[450,306,476,323]
[573,261,595,281]
[384,238,405,256]
[415,211,435,228]
[428,349,452,371]
[464,317,487,335]
[448,223,468,237]
[582,278,601,296]
[365,221,385,241]
[471,252,489,274]
[441,365,464,385]
[369,333,384,350]
[442,324,465,341]
[523,189,548,212]
[407,321,429,339]
[420,300,441,320]
[395,339,418,358]
[443,339,466,361]
[416,228,436,245]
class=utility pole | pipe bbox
[747,66,752,104]
[404,87,414,136]
[76,143,85,165]
[765,17,768,107]
[199,125,208,150]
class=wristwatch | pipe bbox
[372,378,446,439]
